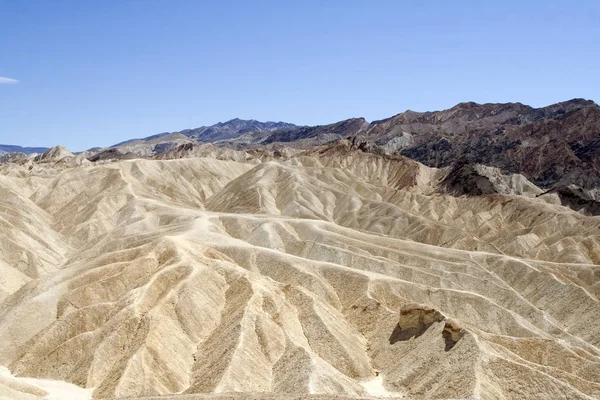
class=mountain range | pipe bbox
[0,144,49,156]
[1,99,600,399]
[98,98,599,189]
[4,98,598,190]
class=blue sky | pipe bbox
[0,0,598,151]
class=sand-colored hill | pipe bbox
[0,143,598,399]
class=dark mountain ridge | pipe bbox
[364,99,599,188]
[106,98,599,188]
[6,98,597,191]
[0,144,48,155]
[112,119,297,147]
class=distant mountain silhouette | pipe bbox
[0,144,48,155]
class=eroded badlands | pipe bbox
[0,143,599,399]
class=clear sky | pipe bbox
[0,0,598,151]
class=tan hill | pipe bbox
[0,144,598,400]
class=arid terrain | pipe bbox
[0,101,599,399]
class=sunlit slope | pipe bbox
[0,147,598,399]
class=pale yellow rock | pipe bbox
[0,143,598,400]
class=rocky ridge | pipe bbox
[94,98,600,190]
[4,99,598,190]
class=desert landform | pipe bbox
[0,100,599,399]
